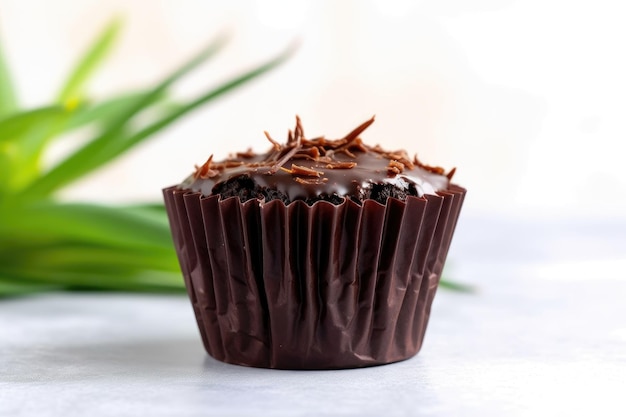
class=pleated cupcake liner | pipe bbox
[163,185,466,369]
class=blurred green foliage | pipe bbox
[0,19,293,297]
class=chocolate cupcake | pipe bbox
[163,116,465,369]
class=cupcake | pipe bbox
[163,116,465,369]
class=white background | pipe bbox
[1,0,625,216]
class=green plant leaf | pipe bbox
[57,18,123,105]
[0,277,62,298]
[68,30,228,140]
[25,41,296,198]
[0,242,178,275]
[24,33,231,198]
[0,266,184,296]
[0,106,72,193]
[64,91,162,131]
[0,106,67,144]
[108,41,298,158]
[439,279,475,293]
[0,41,18,117]
[0,201,174,250]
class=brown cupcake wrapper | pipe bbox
[163,185,466,369]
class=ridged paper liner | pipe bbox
[163,185,465,369]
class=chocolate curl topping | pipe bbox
[290,163,324,177]
[387,160,405,175]
[235,148,255,159]
[413,154,446,175]
[269,143,301,175]
[294,176,328,185]
[295,146,321,160]
[264,131,281,151]
[342,115,375,143]
[293,115,304,146]
[194,154,220,179]
[326,161,357,169]
[268,115,306,174]
[197,115,452,186]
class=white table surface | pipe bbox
[2,214,626,417]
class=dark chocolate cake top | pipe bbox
[180,116,455,204]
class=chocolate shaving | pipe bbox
[326,161,357,169]
[294,146,321,160]
[264,131,282,151]
[192,116,453,187]
[269,116,306,174]
[304,136,326,147]
[342,115,375,143]
[382,150,413,169]
[387,160,405,174]
[234,148,255,159]
[194,155,220,179]
[338,148,356,158]
[290,164,323,177]
[446,167,457,180]
[351,137,368,153]
[223,161,245,168]
[294,177,328,185]
[413,154,445,175]
[269,145,300,174]
[327,137,366,159]
[293,115,304,145]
